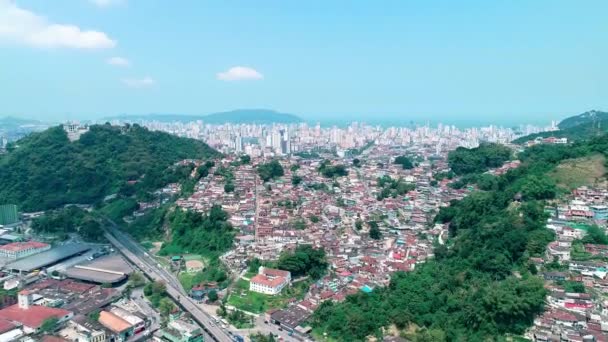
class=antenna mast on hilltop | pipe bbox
[592,111,601,136]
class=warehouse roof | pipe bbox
[64,254,133,284]
[4,244,90,272]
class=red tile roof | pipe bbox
[0,241,49,252]
[0,304,71,329]
[99,311,132,333]
[0,318,16,334]
[250,274,286,288]
[261,268,290,278]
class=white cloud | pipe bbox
[0,0,115,49]
[217,66,263,81]
[107,56,130,67]
[122,77,156,88]
[89,0,124,8]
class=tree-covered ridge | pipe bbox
[0,124,219,211]
[311,135,608,341]
[513,119,608,144]
[513,110,608,144]
[558,110,608,130]
[447,142,512,175]
[157,205,236,259]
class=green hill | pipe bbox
[105,109,302,124]
[0,124,219,211]
[558,110,608,129]
[513,110,608,144]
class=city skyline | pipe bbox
[1,0,607,123]
[0,107,577,128]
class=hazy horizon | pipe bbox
[1,109,566,129]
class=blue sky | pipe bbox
[1,0,607,124]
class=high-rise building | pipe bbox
[235,135,243,153]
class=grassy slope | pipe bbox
[549,154,607,191]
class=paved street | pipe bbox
[103,226,235,342]
[130,287,161,332]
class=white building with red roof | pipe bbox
[249,267,291,295]
[0,241,50,260]
[0,290,72,334]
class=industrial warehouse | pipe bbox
[3,244,91,273]
[64,254,133,285]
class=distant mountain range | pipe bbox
[0,116,50,141]
[513,110,608,144]
[103,109,303,124]
[0,116,47,130]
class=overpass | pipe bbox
[103,229,234,342]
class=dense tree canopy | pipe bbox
[369,225,381,240]
[157,205,235,259]
[31,206,103,241]
[581,225,608,245]
[376,175,415,200]
[448,143,512,175]
[0,124,218,211]
[257,160,285,182]
[240,154,251,164]
[291,175,302,186]
[277,245,328,280]
[318,160,349,178]
[394,155,414,169]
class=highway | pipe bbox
[103,227,235,342]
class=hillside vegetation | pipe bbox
[549,154,607,191]
[157,206,235,259]
[312,135,608,341]
[0,124,219,211]
[447,142,512,175]
[127,205,235,289]
[558,110,608,130]
[513,110,608,144]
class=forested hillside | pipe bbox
[558,110,608,130]
[447,142,512,175]
[513,110,608,144]
[0,124,219,211]
[127,205,236,289]
[312,135,608,341]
